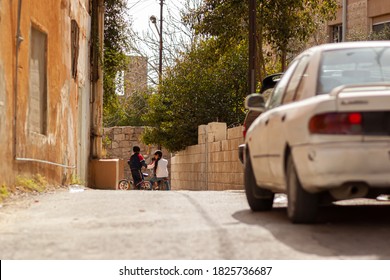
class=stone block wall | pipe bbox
[103,123,244,191]
[103,126,168,180]
[171,122,244,191]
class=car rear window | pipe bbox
[317,47,390,95]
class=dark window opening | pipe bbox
[71,19,80,79]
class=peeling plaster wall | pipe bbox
[0,0,95,186]
[0,63,9,174]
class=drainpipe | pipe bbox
[342,0,347,42]
[13,0,23,160]
[90,0,104,159]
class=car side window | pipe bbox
[266,59,299,110]
[282,55,310,104]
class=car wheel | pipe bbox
[286,154,318,223]
[244,151,274,211]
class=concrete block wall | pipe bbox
[171,144,207,190]
[171,122,244,191]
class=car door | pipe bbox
[247,108,273,185]
[248,63,297,187]
[265,56,310,187]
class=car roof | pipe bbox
[303,41,390,55]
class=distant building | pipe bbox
[328,0,390,42]
[124,56,148,97]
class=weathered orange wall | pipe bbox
[0,0,91,186]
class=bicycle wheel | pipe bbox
[118,179,130,190]
[143,181,152,190]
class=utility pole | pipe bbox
[150,0,164,85]
[248,0,257,95]
[150,0,164,150]
[342,0,347,42]
[159,0,163,85]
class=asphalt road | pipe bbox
[0,189,389,259]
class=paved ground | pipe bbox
[0,189,389,259]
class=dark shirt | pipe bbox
[128,153,147,170]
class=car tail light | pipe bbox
[309,112,362,134]
[243,122,247,139]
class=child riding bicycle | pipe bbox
[128,146,147,190]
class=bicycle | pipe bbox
[150,177,171,191]
[118,173,152,190]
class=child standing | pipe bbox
[147,150,170,190]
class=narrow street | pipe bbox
[0,189,389,259]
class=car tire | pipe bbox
[286,154,318,223]
[244,151,274,211]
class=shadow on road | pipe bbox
[232,204,390,259]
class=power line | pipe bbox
[128,0,146,10]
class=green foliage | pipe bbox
[0,184,9,202]
[16,174,47,193]
[183,0,248,48]
[184,0,337,73]
[260,0,337,70]
[113,0,338,152]
[69,174,83,186]
[262,0,337,51]
[142,38,248,152]
[103,0,134,126]
[104,90,151,127]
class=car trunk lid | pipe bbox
[331,84,390,140]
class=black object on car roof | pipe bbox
[260,73,283,93]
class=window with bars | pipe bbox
[373,22,390,33]
[331,24,343,43]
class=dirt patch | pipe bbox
[0,185,68,212]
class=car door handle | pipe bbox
[281,114,286,122]
[265,119,269,125]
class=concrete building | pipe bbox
[124,56,148,97]
[0,0,105,187]
[328,0,390,42]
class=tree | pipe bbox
[139,0,337,152]
[103,0,132,127]
[142,38,248,152]
[184,0,337,77]
[129,1,202,87]
[261,0,337,70]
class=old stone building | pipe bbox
[328,0,390,42]
[0,0,105,187]
[124,56,148,97]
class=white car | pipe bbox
[244,41,390,223]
